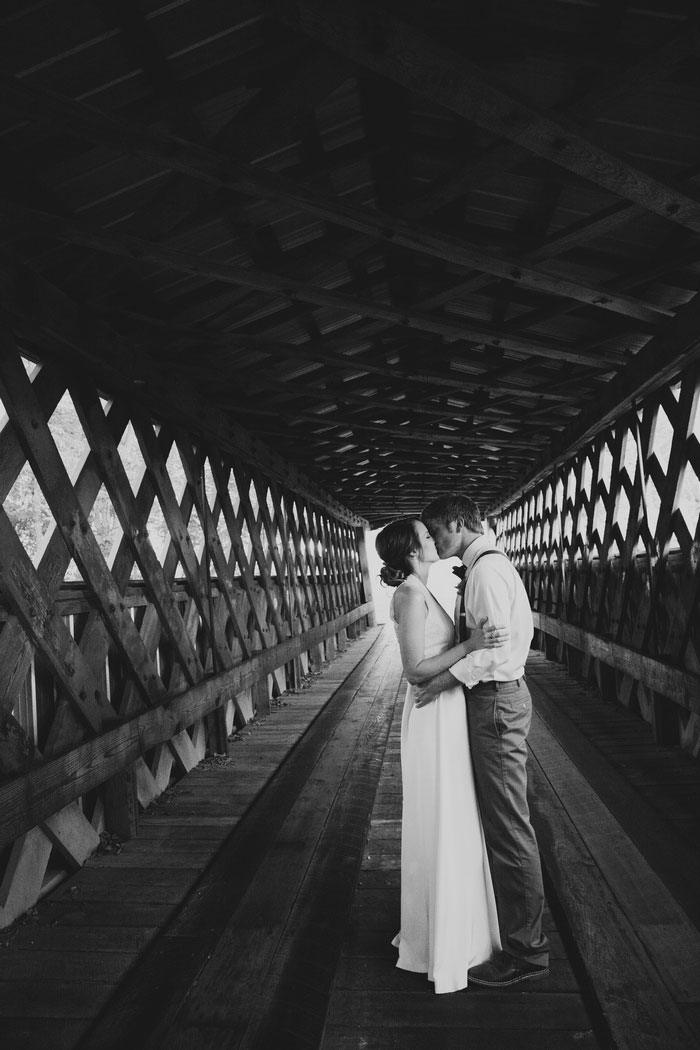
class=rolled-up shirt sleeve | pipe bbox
[449,563,514,688]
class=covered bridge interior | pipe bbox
[1,1,700,1048]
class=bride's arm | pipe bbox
[394,587,504,685]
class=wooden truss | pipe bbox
[0,339,372,927]
[497,358,700,758]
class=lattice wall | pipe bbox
[496,362,700,759]
[0,343,373,927]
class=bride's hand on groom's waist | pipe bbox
[414,673,450,709]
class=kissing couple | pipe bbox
[375,493,549,994]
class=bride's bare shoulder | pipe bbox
[392,578,426,617]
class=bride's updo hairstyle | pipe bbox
[375,517,419,587]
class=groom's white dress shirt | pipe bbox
[448,535,534,690]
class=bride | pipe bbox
[376,517,505,993]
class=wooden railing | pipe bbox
[0,340,374,926]
[0,597,373,853]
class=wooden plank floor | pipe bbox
[525,652,700,1050]
[73,628,604,1050]
[2,629,699,1049]
[321,688,604,1050]
[526,652,700,929]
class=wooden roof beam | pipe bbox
[106,0,205,144]
[0,257,368,528]
[239,350,584,406]
[60,37,348,301]
[0,197,629,369]
[167,256,638,399]
[229,402,547,451]
[480,167,700,340]
[121,47,349,243]
[0,73,675,325]
[406,11,700,217]
[127,313,584,408]
[275,1,700,236]
[250,380,577,422]
[489,285,700,512]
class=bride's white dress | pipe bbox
[390,574,501,993]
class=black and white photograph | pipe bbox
[0,2,699,1048]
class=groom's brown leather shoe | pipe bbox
[468,951,549,987]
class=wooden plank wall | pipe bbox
[0,340,374,928]
[496,358,700,758]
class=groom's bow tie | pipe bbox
[452,565,467,580]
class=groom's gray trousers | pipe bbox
[466,678,549,965]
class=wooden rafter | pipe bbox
[408,11,700,216]
[0,74,678,325]
[490,289,700,512]
[3,203,638,371]
[0,258,367,527]
[119,312,585,402]
[276,1,700,236]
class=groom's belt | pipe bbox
[469,678,523,691]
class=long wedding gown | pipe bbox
[390,573,500,993]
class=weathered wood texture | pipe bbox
[0,341,372,927]
[497,358,700,757]
[0,624,388,1050]
[0,2,698,1032]
[525,652,700,1050]
[2,0,700,526]
[0,631,629,1050]
[322,675,605,1050]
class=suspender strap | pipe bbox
[457,549,509,641]
[471,549,509,568]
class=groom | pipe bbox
[416,494,549,987]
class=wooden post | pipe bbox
[355,526,376,628]
[565,644,583,677]
[252,676,272,718]
[286,655,303,691]
[251,634,271,717]
[308,642,325,673]
[596,659,618,703]
[544,630,559,663]
[652,692,680,746]
[205,705,229,756]
[103,765,139,841]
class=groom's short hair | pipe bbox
[422,494,483,534]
